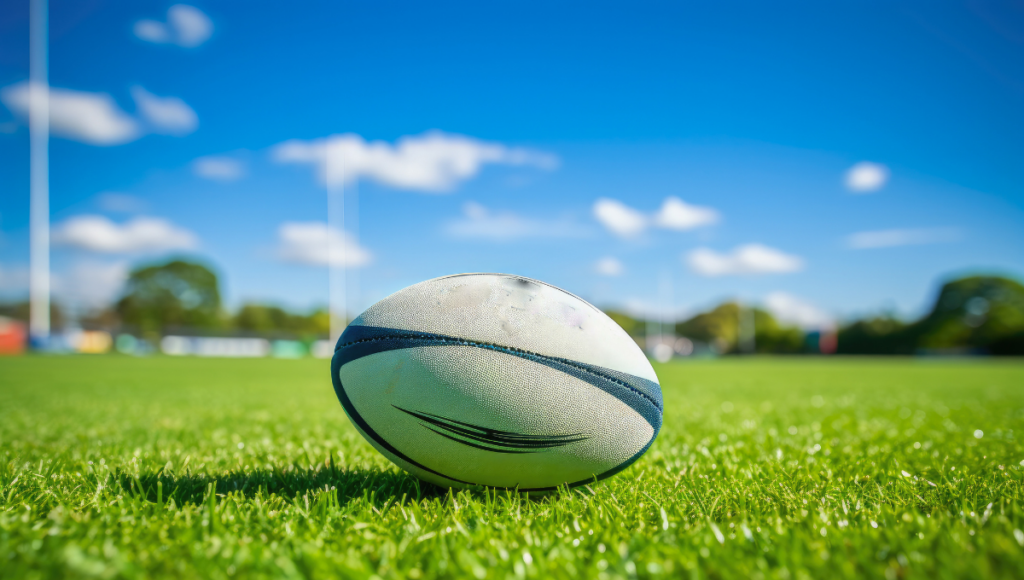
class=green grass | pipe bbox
[2,356,1024,579]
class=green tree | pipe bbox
[676,302,742,350]
[235,304,292,333]
[836,316,912,354]
[675,302,804,354]
[913,275,1024,353]
[0,301,66,330]
[116,260,223,333]
[752,310,804,354]
[304,308,331,336]
[836,275,1024,355]
[233,304,331,338]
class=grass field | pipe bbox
[2,356,1023,579]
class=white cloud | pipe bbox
[193,156,245,181]
[272,131,558,193]
[134,21,170,44]
[594,197,719,238]
[1,82,198,145]
[686,244,804,276]
[95,192,146,213]
[52,215,198,254]
[593,198,648,238]
[134,5,213,48]
[1,82,139,145]
[653,197,720,230]
[846,227,960,249]
[595,257,624,277]
[131,87,197,135]
[444,202,592,241]
[53,261,129,310]
[764,292,834,330]
[844,162,889,193]
[277,222,371,268]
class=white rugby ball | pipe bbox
[331,273,662,491]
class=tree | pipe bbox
[233,304,331,338]
[234,304,292,333]
[675,302,804,354]
[676,302,742,350]
[836,316,912,354]
[913,275,1024,353]
[0,301,65,330]
[752,311,804,354]
[116,260,222,333]
[836,275,1024,355]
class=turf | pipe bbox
[1,356,1023,579]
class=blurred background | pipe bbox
[0,1,1022,359]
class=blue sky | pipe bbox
[0,1,1022,326]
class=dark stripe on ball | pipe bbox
[394,405,589,451]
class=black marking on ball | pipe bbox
[394,406,588,453]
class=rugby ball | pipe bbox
[330,273,662,491]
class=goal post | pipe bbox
[29,0,50,343]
